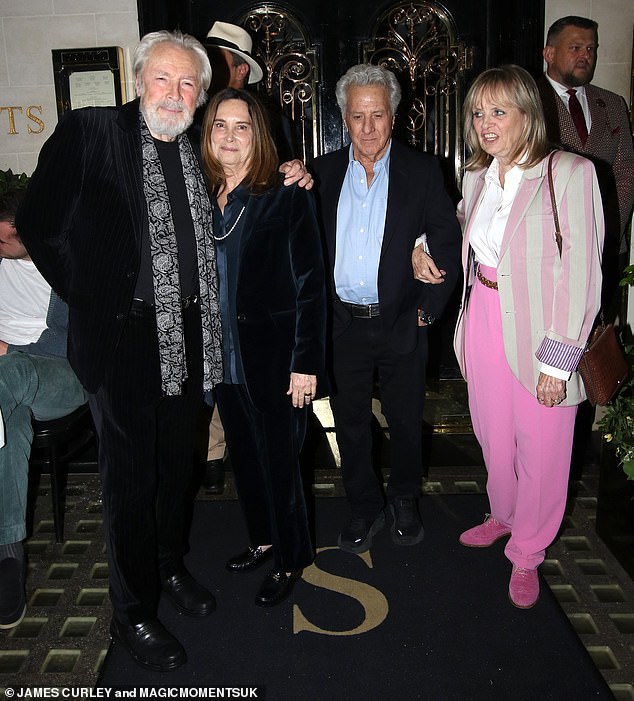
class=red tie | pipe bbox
[567,89,588,145]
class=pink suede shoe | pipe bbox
[508,566,539,609]
[459,515,511,547]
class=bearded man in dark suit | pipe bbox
[311,64,461,554]
[17,30,223,672]
[537,15,634,313]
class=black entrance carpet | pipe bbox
[97,495,613,700]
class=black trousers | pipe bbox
[216,383,313,572]
[88,302,204,625]
[330,316,428,520]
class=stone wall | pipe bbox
[0,0,139,175]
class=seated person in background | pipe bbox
[0,182,87,629]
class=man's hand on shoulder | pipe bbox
[279,159,314,190]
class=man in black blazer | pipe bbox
[16,30,222,672]
[312,64,461,554]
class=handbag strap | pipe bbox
[547,150,605,329]
[547,152,563,257]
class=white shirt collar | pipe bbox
[545,72,587,102]
[484,156,526,193]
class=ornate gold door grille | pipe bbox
[238,4,321,162]
[362,1,472,186]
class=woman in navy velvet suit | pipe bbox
[201,89,326,606]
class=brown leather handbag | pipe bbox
[547,152,628,406]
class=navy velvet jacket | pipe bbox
[227,181,328,411]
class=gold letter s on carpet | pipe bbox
[293,546,389,636]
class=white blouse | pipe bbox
[469,158,524,268]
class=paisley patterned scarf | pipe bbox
[140,115,223,395]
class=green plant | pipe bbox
[598,264,634,480]
[620,264,634,289]
[0,168,29,195]
[598,348,634,480]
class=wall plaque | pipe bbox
[52,46,126,117]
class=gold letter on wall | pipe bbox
[1,106,23,135]
[26,106,44,134]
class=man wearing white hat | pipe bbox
[203,21,296,161]
[205,21,264,87]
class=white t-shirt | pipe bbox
[0,259,51,345]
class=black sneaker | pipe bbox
[338,511,386,554]
[0,557,26,629]
[389,496,424,545]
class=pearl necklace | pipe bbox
[213,205,246,241]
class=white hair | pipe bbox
[133,30,211,107]
[335,64,401,116]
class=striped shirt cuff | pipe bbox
[535,337,584,373]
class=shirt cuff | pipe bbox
[535,336,584,373]
[414,234,429,252]
[539,362,571,381]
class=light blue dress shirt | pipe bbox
[334,142,391,304]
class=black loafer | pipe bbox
[161,568,216,617]
[255,569,302,607]
[226,546,273,572]
[203,458,225,495]
[0,557,26,630]
[110,617,186,671]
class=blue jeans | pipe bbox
[0,352,87,544]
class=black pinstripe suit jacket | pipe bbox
[17,99,205,392]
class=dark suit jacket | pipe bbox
[230,181,327,411]
[16,98,194,392]
[537,74,634,239]
[311,140,461,355]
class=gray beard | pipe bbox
[140,101,193,140]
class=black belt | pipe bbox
[341,301,380,318]
[131,293,199,313]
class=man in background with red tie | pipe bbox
[537,15,634,477]
[537,16,634,315]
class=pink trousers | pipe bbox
[464,265,577,569]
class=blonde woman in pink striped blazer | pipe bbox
[416,65,604,609]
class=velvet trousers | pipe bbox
[216,383,313,572]
[88,302,204,625]
[464,265,577,569]
[330,316,428,520]
[0,353,87,545]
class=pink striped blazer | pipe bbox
[454,150,604,405]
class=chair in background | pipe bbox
[30,404,96,543]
